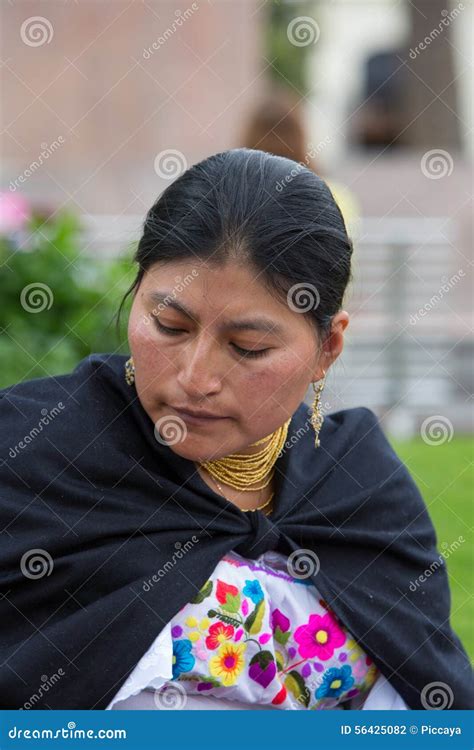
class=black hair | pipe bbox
[117,148,353,350]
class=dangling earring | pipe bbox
[310,369,326,448]
[125,356,135,386]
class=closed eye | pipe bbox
[153,319,271,359]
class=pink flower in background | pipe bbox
[0,192,30,234]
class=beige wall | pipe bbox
[1,0,265,214]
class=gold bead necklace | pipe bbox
[199,417,291,515]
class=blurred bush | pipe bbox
[0,203,134,389]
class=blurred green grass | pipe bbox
[390,435,473,660]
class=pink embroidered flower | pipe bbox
[205,622,234,650]
[271,608,290,632]
[294,612,346,660]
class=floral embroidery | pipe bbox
[171,639,195,679]
[206,622,234,650]
[209,642,247,686]
[243,579,264,604]
[315,665,355,699]
[162,555,379,709]
[294,612,346,660]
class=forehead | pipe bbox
[140,260,293,325]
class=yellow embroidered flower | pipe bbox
[209,641,247,686]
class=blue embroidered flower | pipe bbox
[315,665,354,699]
[243,579,264,604]
[172,639,195,679]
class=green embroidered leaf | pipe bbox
[221,592,241,613]
[244,598,265,634]
[249,650,274,669]
[208,609,242,628]
[275,649,285,671]
[190,580,213,604]
[274,626,291,646]
[284,670,310,708]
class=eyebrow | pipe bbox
[148,291,285,335]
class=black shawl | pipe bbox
[0,353,472,709]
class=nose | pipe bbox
[176,335,223,399]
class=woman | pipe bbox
[0,149,472,711]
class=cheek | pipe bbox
[129,317,177,383]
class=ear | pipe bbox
[311,311,350,381]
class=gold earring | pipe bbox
[310,369,326,448]
[125,356,135,386]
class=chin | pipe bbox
[168,439,232,464]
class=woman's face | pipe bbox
[128,259,349,461]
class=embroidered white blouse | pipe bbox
[107,549,409,711]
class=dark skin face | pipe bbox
[127,259,349,508]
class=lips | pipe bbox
[168,405,227,422]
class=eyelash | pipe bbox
[153,319,270,359]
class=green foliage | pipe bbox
[265,0,318,95]
[391,435,473,658]
[0,209,135,388]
